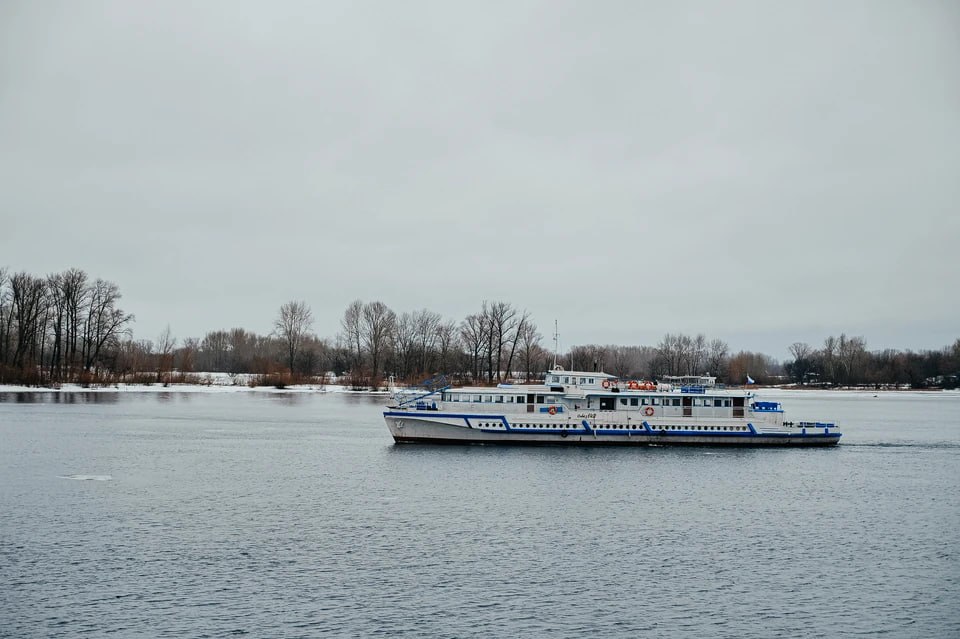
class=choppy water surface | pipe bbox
[1,390,958,638]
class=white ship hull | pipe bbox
[383,411,841,447]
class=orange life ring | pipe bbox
[548,406,557,415]
[601,380,610,389]
[628,381,639,390]
[644,406,655,416]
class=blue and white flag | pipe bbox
[746,375,756,384]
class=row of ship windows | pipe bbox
[477,423,750,432]
[548,376,598,385]
[446,394,561,403]
[618,398,732,407]
[445,395,732,407]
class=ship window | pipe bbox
[589,378,595,384]
[483,395,492,402]
[724,399,731,407]
[496,395,504,403]
[630,398,638,406]
[673,398,681,407]
[536,395,545,403]
[714,399,723,407]
[652,398,660,405]
[641,398,648,405]
[563,377,570,383]
[620,398,627,405]
[473,395,481,402]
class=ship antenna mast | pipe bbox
[552,320,559,370]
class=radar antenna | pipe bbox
[552,320,559,371]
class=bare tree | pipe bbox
[690,334,707,373]
[10,272,47,371]
[392,311,418,378]
[179,337,199,373]
[460,313,487,382]
[502,310,531,381]
[60,268,89,374]
[727,350,778,385]
[706,338,730,380]
[412,309,441,375]
[46,272,67,380]
[339,299,364,371]
[200,330,231,372]
[82,279,134,372]
[435,319,458,375]
[361,301,395,381]
[485,301,519,381]
[516,321,542,381]
[156,325,177,381]
[821,335,838,384]
[837,334,868,385]
[609,345,633,379]
[275,301,314,374]
[0,268,10,373]
[569,344,609,372]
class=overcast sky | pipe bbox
[1,1,958,358]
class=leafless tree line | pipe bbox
[338,299,549,385]
[0,268,134,384]
[785,335,960,388]
[3,267,957,389]
[563,337,742,382]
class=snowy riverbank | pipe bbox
[0,373,391,395]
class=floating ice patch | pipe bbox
[59,474,113,481]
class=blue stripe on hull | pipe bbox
[391,434,841,447]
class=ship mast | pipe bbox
[552,320,559,370]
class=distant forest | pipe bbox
[1,267,958,389]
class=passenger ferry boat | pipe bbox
[383,368,841,446]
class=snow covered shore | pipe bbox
[0,373,390,394]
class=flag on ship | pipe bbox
[746,375,756,384]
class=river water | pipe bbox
[1,389,958,638]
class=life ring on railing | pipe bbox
[644,406,655,416]
[601,380,611,389]
[628,381,639,390]
[548,406,557,415]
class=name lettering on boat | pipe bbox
[576,413,597,419]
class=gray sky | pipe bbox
[2,0,958,359]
